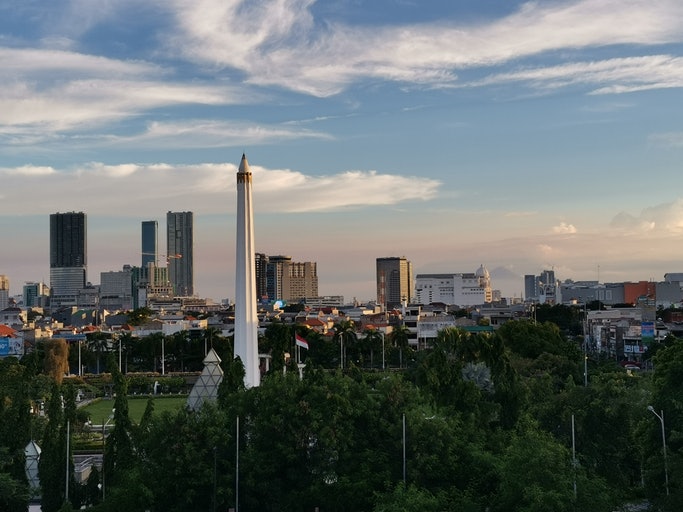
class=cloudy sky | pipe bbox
[2,0,683,303]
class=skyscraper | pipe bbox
[50,212,87,306]
[255,252,269,302]
[263,255,318,302]
[234,154,260,388]
[166,211,193,296]
[141,220,158,268]
[376,256,413,309]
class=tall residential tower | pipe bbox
[376,256,413,309]
[141,220,158,268]
[234,154,260,387]
[50,212,87,307]
[166,211,193,296]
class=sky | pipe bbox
[2,0,683,304]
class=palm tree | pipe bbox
[87,332,110,374]
[390,324,410,369]
[362,329,384,369]
[118,332,135,374]
[332,319,357,370]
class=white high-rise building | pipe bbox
[234,154,260,388]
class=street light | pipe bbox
[101,409,115,502]
[647,405,669,496]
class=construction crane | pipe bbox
[141,252,182,266]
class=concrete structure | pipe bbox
[0,275,8,310]
[414,265,492,306]
[524,274,538,302]
[100,265,134,311]
[141,220,158,268]
[586,308,668,362]
[376,256,413,309]
[167,211,193,296]
[234,154,260,388]
[49,212,87,307]
[260,255,319,302]
[23,282,49,308]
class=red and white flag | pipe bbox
[295,334,309,350]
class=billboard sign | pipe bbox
[641,321,655,345]
[0,337,24,357]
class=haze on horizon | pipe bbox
[1,1,683,303]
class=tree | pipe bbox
[373,483,442,512]
[87,332,110,375]
[38,383,77,512]
[137,404,233,512]
[126,307,153,326]
[642,338,683,510]
[389,324,411,369]
[44,338,70,384]
[0,359,31,512]
[493,421,613,512]
[332,319,357,370]
[103,360,135,492]
[362,328,384,369]
[262,321,293,374]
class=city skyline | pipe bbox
[2,1,683,302]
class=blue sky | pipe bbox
[2,0,683,303]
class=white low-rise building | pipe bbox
[415,265,492,306]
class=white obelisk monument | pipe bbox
[234,153,260,387]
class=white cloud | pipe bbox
[610,200,683,234]
[552,222,577,234]
[168,0,683,96]
[0,78,248,131]
[648,132,683,148]
[471,55,683,95]
[0,161,441,216]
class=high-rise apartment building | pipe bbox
[141,220,158,268]
[166,211,193,296]
[255,252,269,301]
[287,261,318,302]
[376,256,413,309]
[0,275,9,310]
[265,255,291,302]
[524,274,537,302]
[50,212,87,307]
[262,255,318,302]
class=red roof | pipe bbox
[0,325,17,337]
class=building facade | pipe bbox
[100,265,134,311]
[167,211,193,296]
[0,275,8,310]
[23,282,49,308]
[50,212,87,307]
[376,256,413,309]
[414,265,492,306]
[262,255,319,302]
[141,220,158,268]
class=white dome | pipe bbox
[475,264,489,278]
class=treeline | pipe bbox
[1,320,682,511]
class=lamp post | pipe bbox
[101,410,115,502]
[647,405,669,496]
[380,332,385,370]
